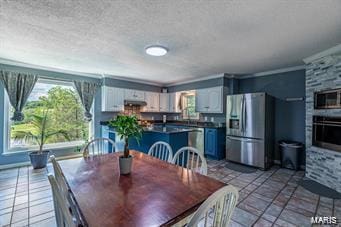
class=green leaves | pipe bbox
[11,110,71,152]
[109,115,142,140]
[108,115,143,157]
[11,85,89,146]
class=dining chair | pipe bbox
[82,138,115,157]
[172,146,208,175]
[148,141,173,162]
[187,185,239,227]
[48,173,77,227]
[50,155,83,226]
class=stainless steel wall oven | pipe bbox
[313,116,341,152]
[314,88,341,109]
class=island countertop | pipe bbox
[100,120,225,128]
[143,125,197,134]
[101,123,196,153]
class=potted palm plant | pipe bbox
[12,110,70,169]
[108,115,142,174]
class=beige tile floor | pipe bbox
[207,160,341,227]
[0,159,340,227]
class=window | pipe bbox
[181,91,199,119]
[6,79,90,152]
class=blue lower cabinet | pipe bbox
[205,129,217,156]
[128,131,188,155]
[204,128,225,160]
[101,126,125,152]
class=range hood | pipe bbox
[124,100,147,106]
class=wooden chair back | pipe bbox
[50,155,83,226]
[187,185,239,227]
[82,138,115,157]
[148,141,173,162]
[48,173,77,227]
[172,146,208,175]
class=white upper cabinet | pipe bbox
[102,86,124,112]
[195,86,223,113]
[159,93,170,112]
[195,89,209,112]
[142,92,160,112]
[169,92,181,113]
[124,89,145,101]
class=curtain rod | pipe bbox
[0,68,101,83]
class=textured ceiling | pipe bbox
[0,0,340,85]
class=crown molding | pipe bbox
[102,74,162,87]
[165,73,227,87]
[0,58,102,79]
[303,44,341,63]
[238,65,305,79]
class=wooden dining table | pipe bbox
[58,150,226,227]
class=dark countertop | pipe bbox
[101,122,196,134]
[100,120,225,128]
[143,126,196,134]
[155,121,226,129]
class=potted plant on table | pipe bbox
[12,110,70,169]
[108,115,142,174]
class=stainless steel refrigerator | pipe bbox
[226,93,274,169]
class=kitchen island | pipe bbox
[102,124,195,154]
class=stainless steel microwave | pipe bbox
[314,88,341,109]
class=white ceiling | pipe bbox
[0,0,340,85]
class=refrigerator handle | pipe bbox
[240,95,245,133]
[243,95,247,135]
[226,136,261,143]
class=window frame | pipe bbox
[3,78,94,154]
[181,92,199,120]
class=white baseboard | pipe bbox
[0,161,31,170]
[0,153,83,170]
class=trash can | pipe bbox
[279,140,303,170]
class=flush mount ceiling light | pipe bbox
[145,45,168,56]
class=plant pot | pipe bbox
[29,150,50,169]
[119,155,133,175]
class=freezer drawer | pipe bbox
[226,136,265,169]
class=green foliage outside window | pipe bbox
[183,94,198,119]
[10,84,89,148]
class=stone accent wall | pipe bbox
[305,54,341,193]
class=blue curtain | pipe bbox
[0,70,38,121]
[74,81,101,121]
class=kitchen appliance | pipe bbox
[313,116,341,152]
[314,88,341,109]
[124,100,147,106]
[226,93,274,169]
[188,127,205,155]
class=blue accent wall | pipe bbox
[238,70,306,162]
